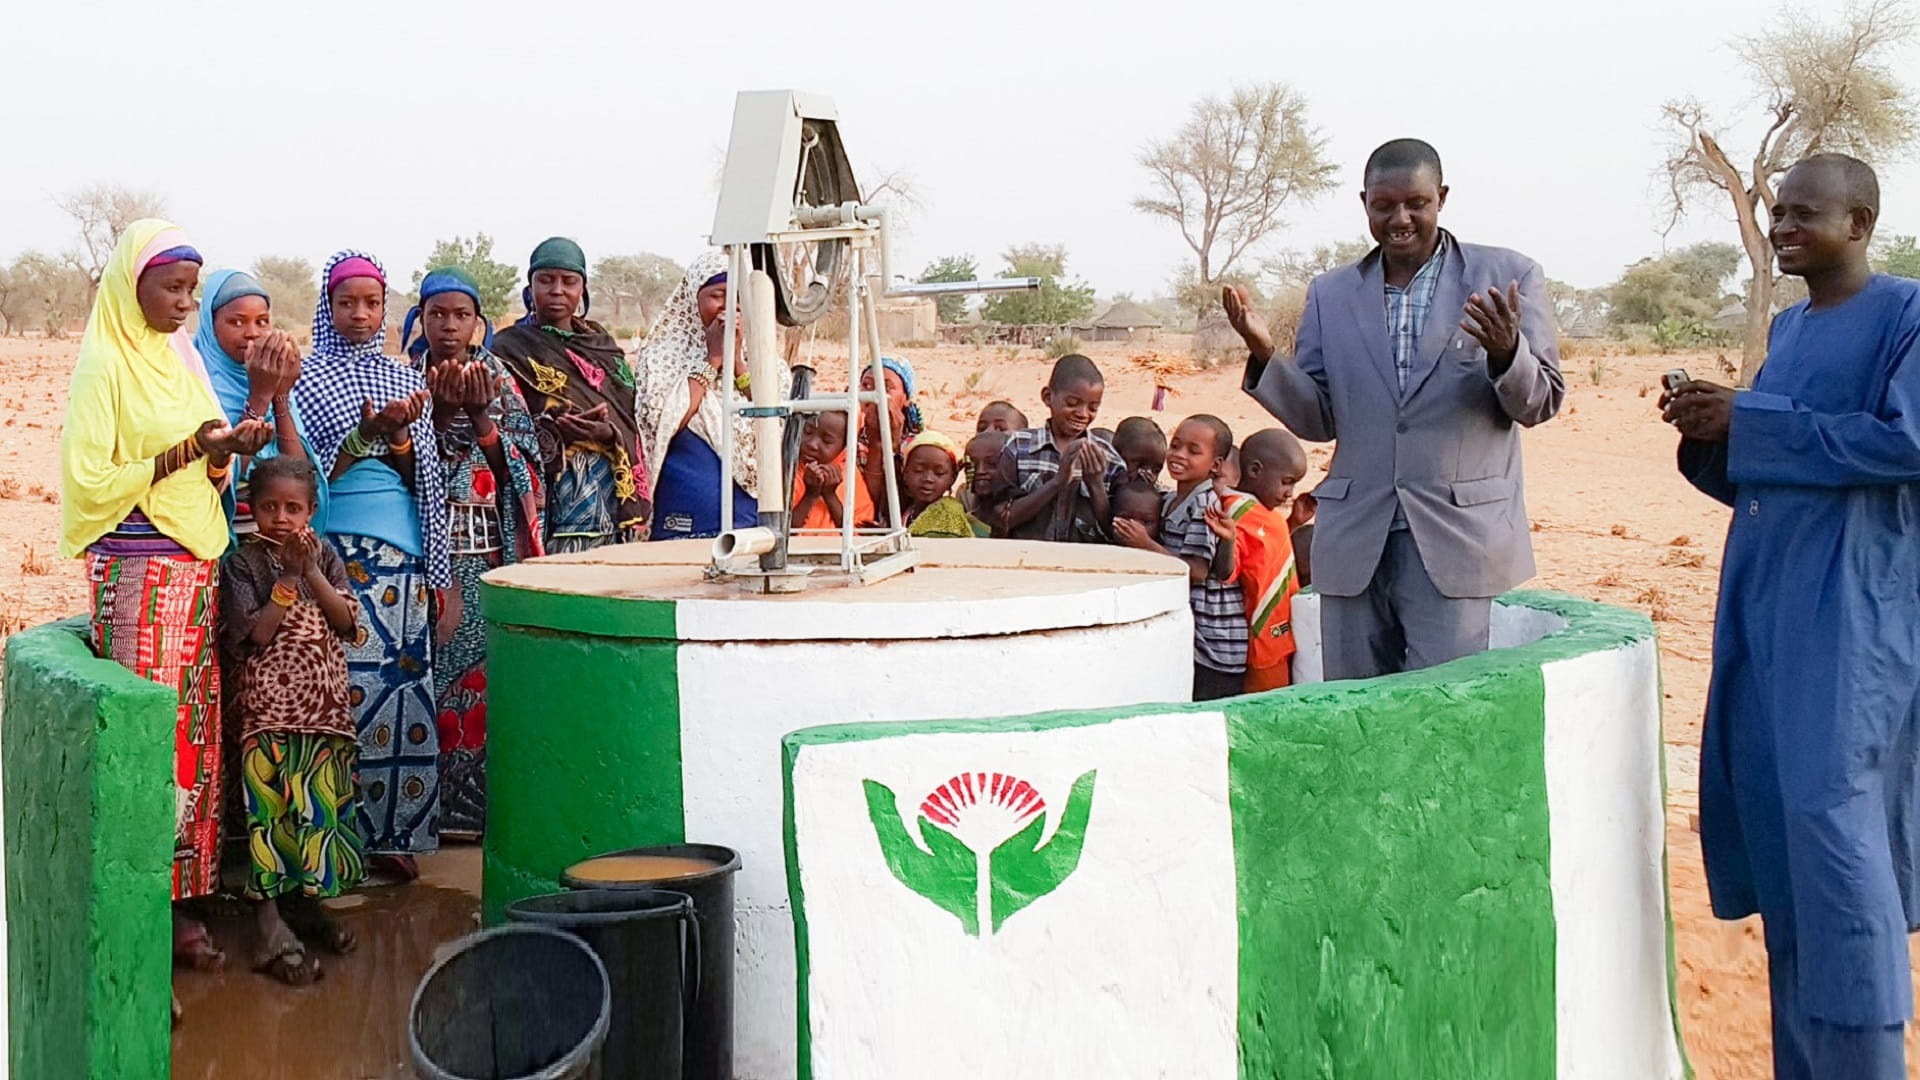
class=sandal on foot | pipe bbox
[284,900,358,957]
[367,854,419,884]
[253,925,321,987]
[173,920,228,973]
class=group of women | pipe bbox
[56,219,929,1005]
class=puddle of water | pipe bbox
[171,845,482,1080]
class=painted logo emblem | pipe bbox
[863,770,1097,937]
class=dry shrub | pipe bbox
[0,477,19,499]
[0,592,26,637]
[1635,586,1675,622]
[1670,535,1691,547]
[1265,285,1308,353]
[1588,360,1611,386]
[1595,570,1624,587]
[1660,549,1706,569]
[1609,524,1630,537]
[19,545,50,576]
[896,339,937,350]
[1561,338,1585,362]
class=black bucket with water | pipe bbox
[562,844,740,1080]
[505,889,700,1080]
[409,924,610,1080]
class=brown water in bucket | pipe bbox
[565,853,719,883]
[170,846,481,1080]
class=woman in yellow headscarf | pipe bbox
[59,219,270,994]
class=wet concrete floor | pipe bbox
[171,844,482,1080]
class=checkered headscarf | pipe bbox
[292,249,450,586]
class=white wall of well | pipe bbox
[678,599,1195,1080]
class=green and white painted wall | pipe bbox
[483,540,1197,1080]
[784,592,1688,1079]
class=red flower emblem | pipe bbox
[471,468,496,502]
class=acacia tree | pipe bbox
[1662,0,1917,382]
[1135,83,1338,312]
[251,255,319,334]
[593,253,681,328]
[413,234,518,323]
[982,245,1096,326]
[917,254,978,323]
[1874,234,1920,277]
[55,184,168,291]
[1263,238,1372,289]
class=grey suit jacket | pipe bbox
[1247,236,1564,599]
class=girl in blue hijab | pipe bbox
[194,268,329,539]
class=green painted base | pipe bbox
[4,618,175,1080]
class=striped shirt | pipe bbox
[986,426,1124,543]
[1161,487,1247,674]
[1385,233,1450,395]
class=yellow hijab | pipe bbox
[59,219,227,560]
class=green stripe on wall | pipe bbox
[1226,661,1555,1078]
[481,578,680,639]
[483,621,687,921]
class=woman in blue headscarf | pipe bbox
[195,269,327,539]
[402,267,542,839]
[856,354,923,526]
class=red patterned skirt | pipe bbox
[87,552,222,901]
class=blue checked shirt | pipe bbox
[1384,233,1450,396]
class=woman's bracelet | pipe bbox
[269,581,298,608]
[476,425,501,449]
[158,433,208,477]
[343,428,375,458]
[734,372,751,394]
[389,433,414,455]
[205,459,231,481]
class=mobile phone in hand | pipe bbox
[1661,369,1691,392]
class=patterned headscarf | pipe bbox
[634,250,787,499]
[291,249,450,587]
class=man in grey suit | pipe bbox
[1224,139,1563,680]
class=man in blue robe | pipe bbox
[1665,152,1920,1079]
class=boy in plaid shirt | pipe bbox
[1112,414,1245,700]
[983,354,1123,542]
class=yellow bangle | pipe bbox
[206,461,230,480]
[388,436,414,455]
[270,582,297,608]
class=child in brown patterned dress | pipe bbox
[219,454,365,984]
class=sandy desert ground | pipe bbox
[0,330,1912,1078]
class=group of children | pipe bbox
[792,351,1316,702]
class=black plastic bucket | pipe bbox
[562,844,740,1080]
[409,924,610,1080]
[505,889,700,1080]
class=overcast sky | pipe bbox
[4,0,1916,300]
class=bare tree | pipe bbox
[1662,0,1917,382]
[54,184,169,291]
[1135,83,1338,310]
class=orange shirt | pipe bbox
[1222,492,1299,691]
[793,452,876,530]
